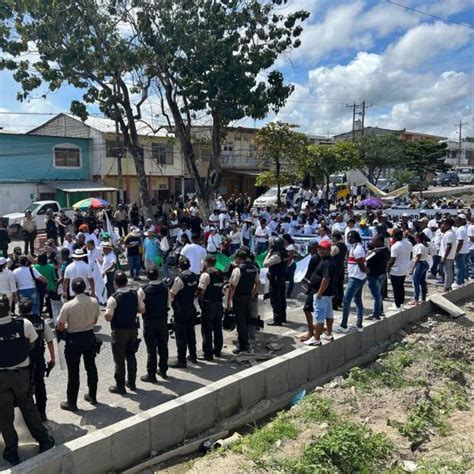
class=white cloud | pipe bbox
[362,3,420,37]
[385,21,472,69]
[423,0,474,17]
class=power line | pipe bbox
[385,0,474,28]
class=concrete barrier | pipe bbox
[9,283,473,474]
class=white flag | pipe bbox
[105,212,119,245]
[294,254,311,283]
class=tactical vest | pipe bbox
[174,270,198,306]
[235,261,258,296]
[24,314,45,363]
[142,283,168,320]
[268,250,288,281]
[0,318,31,368]
[202,268,224,303]
[111,290,138,329]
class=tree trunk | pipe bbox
[130,146,152,220]
[276,156,281,208]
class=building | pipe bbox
[444,140,474,167]
[29,113,205,204]
[333,125,446,143]
[0,131,113,214]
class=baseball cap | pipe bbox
[319,240,332,249]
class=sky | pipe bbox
[0,0,473,140]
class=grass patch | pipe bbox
[345,343,418,390]
[432,381,469,414]
[232,411,299,459]
[417,456,474,474]
[284,421,393,473]
[295,393,336,424]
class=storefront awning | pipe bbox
[44,181,118,193]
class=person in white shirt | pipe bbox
[0,257,17,308]
[159,227,171,278]
[181,234,207,274]
[101,243,116,298]
[387,229,413,310]
[61,232,75,254]
[218,211,230,233]
[254,218,271,255]
[439,218,456,291]
[331,214,346,234]
[13,256,47,315]
[454,215,469,286]
[206,227,221,254]
[468,216,474,279]
[62,250,95,299]
[336,230,367,333]
[229,222,242,254]
[408,232,430,304]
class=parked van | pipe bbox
[455,167,474,184]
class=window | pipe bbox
[106,140,122,158]
[151,143,173,165]
[54,146,81,168]
[223,143,233,152]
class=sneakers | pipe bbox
[335,324,349,333]
[303,337,322,346]
[406,300,419,306]
[452,283,460,289]
[356,325,364,333]
[321,333,334,341]
[367,314,381,321]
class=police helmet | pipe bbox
[178,256,191,270]
[19,297,33,315]
[271,236,285,251]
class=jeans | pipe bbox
[367,274,385,318]
[455,253,468,285]
[390,274,406,308]
[19,287,39,315]
[412,261,429,301]
[313,295,334,324]
[430,254,442,278]
[470,250,474,278]
[341,277,366,328]
[443,259,454,290]
[127,254,141,278]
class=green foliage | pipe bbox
[295,394,336,424]
[417,451,474,473]
[254,121,308,202]
[356,134,406,184]
[432,381,469,414]
[232,411,299,459]
[392,169,415,189]
[289,421,393,473]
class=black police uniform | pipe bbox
[0,316,53,463]
[111,289,139,389]
[233,260,258,352]
[172,270,198,365]
[200,268,224,359]
[142,282,169,377]
[268,250,288,324]
[23,313,48,419]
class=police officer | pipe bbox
[18,298,55,422]
[228,249,259,354]
[0,293,54,465]
[105,271,144,394]
[263,237,289,326]
[197,255,224,360]
[137,267,169,383]
[169,257,198,368]
[57,278,100,411]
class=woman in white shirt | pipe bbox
[159,226,171,278]
[229,222,242,254]
[13,256,47,315]
[408,232,430,305]
[206,227,221,255]
[169,212,180,243]
[0,257,17,308]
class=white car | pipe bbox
[455,167,474,185]
[253,186,299,208]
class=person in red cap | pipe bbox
[304,239,336,346]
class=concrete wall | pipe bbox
[10,283,473,474]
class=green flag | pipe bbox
[154,255,163,267]
[255,250,268,269]
[215,253,231,272]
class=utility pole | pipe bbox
[346,100,372,139]
[113,83,125,203]
[455,121,467,166]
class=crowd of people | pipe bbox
[0,187,473,466]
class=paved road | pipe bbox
[1,270,452,469]
[423,184,473,198]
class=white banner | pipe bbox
[384,208,464,220]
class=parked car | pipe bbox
[408,177,429,192]
[253,186,300,208]
[455,167,474,184]
[3,201,74,235]
[376,178,396,193]
[433,172,460,187]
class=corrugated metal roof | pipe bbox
[45,180,117,193]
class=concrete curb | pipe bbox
[8,283,473,474]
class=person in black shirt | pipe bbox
[366,234,390,320]
[298,240,321,342]
[331,232,347,310]
[304,240,336,346]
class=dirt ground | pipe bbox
[147,301,474,473]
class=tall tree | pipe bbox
[130,0,309,217]
[402,140,449,197]
[297,141,359,200]
[0,0,155,217]
[355,134,406,184]
[254,122,308,207]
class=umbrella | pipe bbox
[73,197,109,210]
[358,197,383,209]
